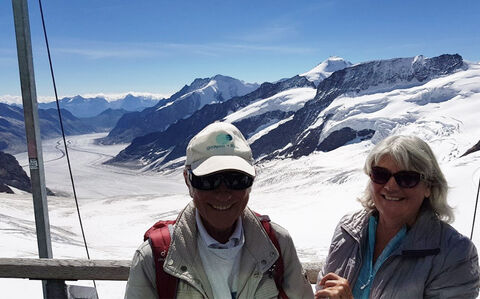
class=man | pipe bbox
[125,122,313,298]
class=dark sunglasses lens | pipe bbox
[370,167,422,188]
[190,174,221,190]
[370,167,391,184]
[223,172,254,190]
[394,171,421,188]
[190,171,253,190]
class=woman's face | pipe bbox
[370,155,431,227]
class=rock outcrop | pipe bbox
[0,151,32,193]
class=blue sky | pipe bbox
[1,0,479,102]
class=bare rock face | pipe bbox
[0,183,13,193]
[0,150,31,193]
[0,151,55,195]
[462,140,480,157]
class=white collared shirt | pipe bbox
[195,210,245,298]
[196,210,244,249]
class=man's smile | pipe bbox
[209,203,234,211]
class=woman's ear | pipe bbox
[424,186,431,199]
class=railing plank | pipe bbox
[303,261,322,284]
[0,258,131,281]
[0,258,322,284]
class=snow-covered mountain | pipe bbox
[38,94,160,118]
[300,56,352,86]
[252,54,468,159]
[108,54,478,171]
[98,75,259,145]
[107,75,315,168]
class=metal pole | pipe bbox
[12,0,52,261]
[11,0,66,298]
[471,174,480,240]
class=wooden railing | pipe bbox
[0,258,321,283]
[0,258,130,281]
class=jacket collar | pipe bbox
[341,209,371,243]
[163,201,279,297]
[341,203,442,256]
[397,204,442,254]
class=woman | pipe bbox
[316,135,480,299]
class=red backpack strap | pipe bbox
[144,220,178,299]
[255,213,288,299]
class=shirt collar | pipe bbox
[195,210,244,249]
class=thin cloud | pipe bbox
[214,43,315,54]
[237,24,298,43]
[54,47,160,60]
[51,40,315,60]
[0,49,17,65]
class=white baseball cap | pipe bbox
[185,122,255,177]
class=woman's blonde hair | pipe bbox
[359,135,453,223]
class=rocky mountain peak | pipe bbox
[301,56,352,86]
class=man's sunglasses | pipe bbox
[188,170,254,191]
[370,166,425,188]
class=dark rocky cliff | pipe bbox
[0,151,32,193]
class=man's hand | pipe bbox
[315,272,353,299]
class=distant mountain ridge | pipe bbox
[38,94,160,118]
[98,75,259,145]
[0,102,127,153]
[106,54,473,171]
[107,74,317,168]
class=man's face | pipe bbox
[184,169,251,241]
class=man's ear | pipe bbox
[183,168,189,184]
[184,168,194,198]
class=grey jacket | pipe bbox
[320,206,480,298]
[125,201,313,299]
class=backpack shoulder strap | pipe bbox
[144,220,178,299]
[255,213,288,299]
[145,216,289,299]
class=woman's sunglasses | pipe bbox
[188,170,254,191]
[370,166,425,188]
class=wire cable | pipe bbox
[37,0,99,295]
[470,173,480,240]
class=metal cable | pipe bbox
[470,173,480,240]
[37,0,99,295]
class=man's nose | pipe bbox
[213,182,232,200]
